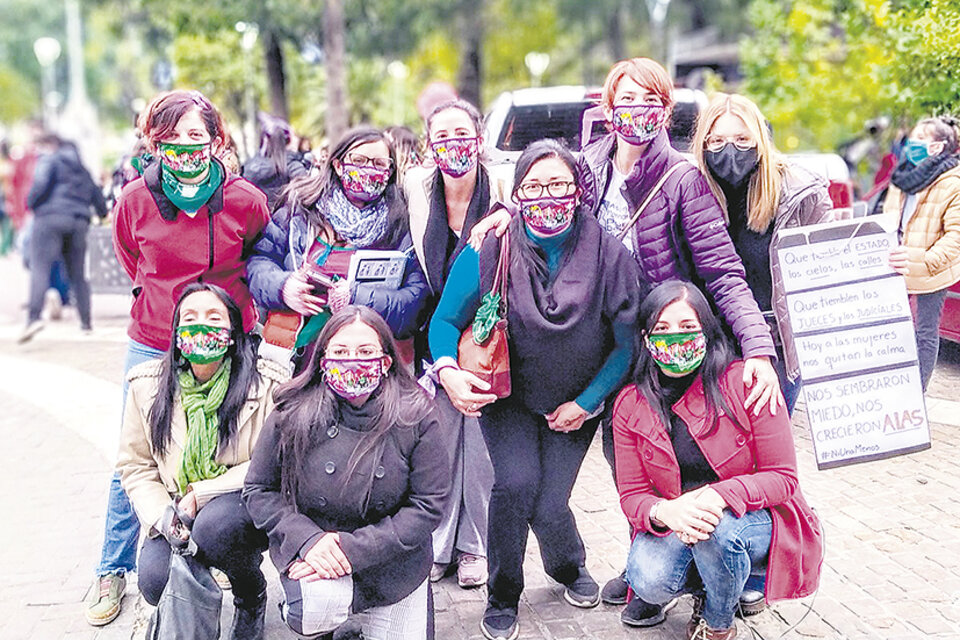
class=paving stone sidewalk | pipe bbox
[2,253,959,639]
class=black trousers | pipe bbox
[28,214,90,326]
[138,492,268,608]
[479,395,599,609]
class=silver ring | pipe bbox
[469,404,478,411]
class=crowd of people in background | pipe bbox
[1,54,958,640]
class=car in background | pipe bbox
[941,283,960,343]
[483,85,855,209]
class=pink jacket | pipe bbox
[611,361,823,602]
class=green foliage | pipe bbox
[741,0,960,152]
[0,64,36,122]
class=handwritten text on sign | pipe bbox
[775,219,930,469]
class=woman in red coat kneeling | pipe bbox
[612,280,822,640]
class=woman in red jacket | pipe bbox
[612,280,822,640]
[86,90,270,627]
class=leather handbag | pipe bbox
[457,231,512,398]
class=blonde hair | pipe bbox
[693,93,786,233]
[601,58,674,112]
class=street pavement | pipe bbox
[2,251,960,640]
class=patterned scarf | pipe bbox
[891,152,959,195]
[176,359,231,494]
[322,185,389,248]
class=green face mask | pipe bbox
[644,330,707,375]
[176,323,232,364]
[156,141,212,180]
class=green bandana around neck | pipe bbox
[176,359,232,494]
[161,158,223,214]
[644,330,707,376]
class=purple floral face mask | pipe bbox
[611,104,668,146]
[339,164,391,202]
[520,195,577,237]
[430,137,479,177]
[321,357,386,400]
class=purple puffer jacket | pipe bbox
[579,131,775,359]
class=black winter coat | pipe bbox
[27,147,107,220]
[243,394,451,611]
[242,151,310,210]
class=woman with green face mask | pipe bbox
[610,280,822,640]
[89,90,271,629]
[117,283,289,640]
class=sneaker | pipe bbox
[84,573,126,626]
[430,562,451,582]
[480,605,519,640]
[688,618,738,640]
[737,589,766,617]
[44,289,63,320]
[457,553,487,588]
[601,571,629,605]
[18,320,44,344]
[686,594,705,637]
[621,595,677,627]
[562,567,600,608]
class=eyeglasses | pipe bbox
[516,180,577,200]
[704,135,757,153]
[343,152,393,172]
[325,346,384,359]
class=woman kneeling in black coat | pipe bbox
[243,305,450,640]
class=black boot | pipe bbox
[229,590,267,640]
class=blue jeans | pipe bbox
[771,346,802,415]
[912,289,948,391]
[96,339,166,576]
[626,509,772,630]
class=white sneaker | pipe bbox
[18,320,45,344]
[44,289,63,320]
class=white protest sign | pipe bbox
[774,218,931,469]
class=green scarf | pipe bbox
[176,359,232,494]
[161,160,223,214]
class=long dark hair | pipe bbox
[273,306,431,505]
[507,138,584,287]
[259,114,292,177]
[281,126,408,248]
[148,283,260,456]
[633,281,740,436]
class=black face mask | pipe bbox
[705,144,759,189]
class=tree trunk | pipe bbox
[456,0,483,109]
[607,1,625,62]
[262,29,288,120]
[324,0,348,142]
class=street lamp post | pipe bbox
[236,21,259,160]
[386,60,409,124]
[524,52,550,88]
[33,37,62,129]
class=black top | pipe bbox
[242,393,450,611]
[723,184,774,312]
[27,147,107,220]
[659,371,719,493]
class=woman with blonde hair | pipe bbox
[693,92,833,413]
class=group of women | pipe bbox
[85,53,960,640]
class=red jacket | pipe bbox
[611,361,823,602]
[113,161,270,351]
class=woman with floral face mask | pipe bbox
[429,139,642,640]
[404,99,504,590]
[248,127,428,370]
[694,93,834,414]
[611,280,822,640]
[243,305,450,640]
[117,283,289,640]
[90,90,271,628]
[884,115,960,391]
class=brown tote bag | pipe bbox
[457,231,512,398]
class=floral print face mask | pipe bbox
[519,195,577,237]
[430,137,479,178]
[156,142,213,180]
[176,323,232,364]
[611,104,668,146]
[644,330,707,376]
[321,357,387,400]
[339,164,391,203]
